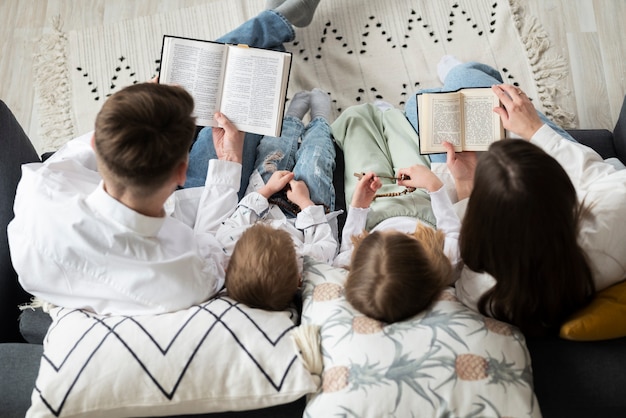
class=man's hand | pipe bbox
[286,180,314,210]
[258,171,294,199]
[397,165,443,193]
[351,172,382,208]
[212,112,244,163]
[492,84,543,140]
[443,141,477,200]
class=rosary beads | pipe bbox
[353,172,417,199]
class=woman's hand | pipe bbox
[492,84,543,140]
[212,112,245,163]
[397,165,443,192]
[351,172,382,208]
[258,171,294,199]
[443,141,476,200]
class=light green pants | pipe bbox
[332,103,436,230]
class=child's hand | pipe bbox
[212,112,245,163]
[397,165,443,193]
[258,171,294,199]
[351,172,381,208]
[286,180,314,209]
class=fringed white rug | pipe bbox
[34,0,573,152]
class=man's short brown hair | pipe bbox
[94,82,196,195]
[226,223,300,311]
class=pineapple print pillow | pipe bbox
[301,258,542,418]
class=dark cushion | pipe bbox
[613,95,626,164]
[0,343,43,418]
[333,143,346,235]
[566,129,616,160]
[159,398,305,418]
[0,101,40,343]
[527,335,626,418]
[19,308,52,345]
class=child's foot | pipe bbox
[285,91,310,119]
[437,55,463,84]
[273,0,321,27]
[310,88,331,121]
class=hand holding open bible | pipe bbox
[417,88,505,154]
[159,35,292,137]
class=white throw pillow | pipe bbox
[27,294,317,417]
[301,258,541,418]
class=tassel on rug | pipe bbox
[509,0,577,129]
[33,15,75,152]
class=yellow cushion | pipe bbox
[560,280,626,341]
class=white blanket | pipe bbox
[34,0,573,152]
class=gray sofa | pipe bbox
[1,95,626,417]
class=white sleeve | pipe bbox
[333,206,369,267]
[191,159,241,274]
[213,191,268,257]
[193,159,241,234]
[430,187,462,273]
[45,131,98,170]
[296,205,337,265]
[455,267,496,314]
[531,124,626,289]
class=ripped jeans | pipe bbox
[255,116,336,214]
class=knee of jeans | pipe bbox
[262,151,285,173]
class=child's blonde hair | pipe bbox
[345,223,452,323]
[226,223,300,311]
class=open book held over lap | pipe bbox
[417,87,505,154]
[159,35,292,137]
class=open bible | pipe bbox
[159,35,292,137]
[416,88,505,154]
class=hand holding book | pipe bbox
[441,141,477,200]
[491,84,543,140]
[417,87,505,154]
[212,112,245,163]
[159,35,292,137]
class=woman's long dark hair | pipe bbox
[460,140,594,337]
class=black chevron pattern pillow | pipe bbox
[27,295,317,417]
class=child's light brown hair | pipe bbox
[345,223,452,323]
[226,223,300,311]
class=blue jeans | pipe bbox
[255,116,336,214]
[184,10,295,198]
[404,62,577,163]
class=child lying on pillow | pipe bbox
[217,89,339,311]
[334,164,463,324]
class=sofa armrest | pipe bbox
[527,335,626,417]
[0,343,44,417]
[612,95,626,164]
[566,129,616,160]
[19,308,52,345]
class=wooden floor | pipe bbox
[1,0,625,153]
